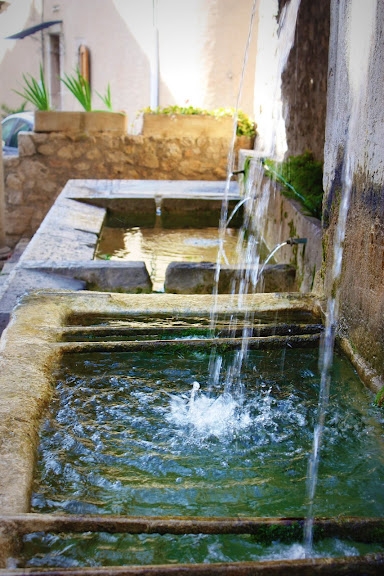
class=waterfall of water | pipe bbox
[303,124,355,560]
[207,0,302,401]
[211,0,258,315]
[165,0,302,439]
[207,0,259,399]
[163,0,305,437]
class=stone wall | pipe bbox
[280,0,331,162]
[3,133,252,248]
[322,0,384,389]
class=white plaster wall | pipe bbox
[253,0,301,160]
[0,0,43,112]
[324,0,380,193]
[0,0,257,129]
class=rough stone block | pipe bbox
[142,114,233,139]
[34,111,128,133]
[25,261,152,294]
[164,262,297,294]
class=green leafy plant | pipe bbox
[263,151,323,219]
[1,101,27,119]
[236,110,257,137]
[374,387,384,407]
[14,65,50,110]
[96,83,113,111]
[141,105,256,137]
[61,68,92,111]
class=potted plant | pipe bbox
[14,64,50,111]
[15,66,127,134]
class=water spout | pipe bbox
[155,196,162,216]
[258,241,288,277]
[225,197,250,228]
[262,160,308,207]
[286,237,307,245]
[258,238,307,277]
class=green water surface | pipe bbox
[25,346,384,567]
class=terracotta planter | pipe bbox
[34,111,127,133]
[142,113,233,139]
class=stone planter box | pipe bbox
[34,111,127,133]
[142,113,233,139]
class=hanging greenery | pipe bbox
[263,151,323,219]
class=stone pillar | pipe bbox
[0,124,11,260]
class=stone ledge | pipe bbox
[34,111,128,133]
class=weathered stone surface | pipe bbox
[321,0,384,388]
[280,0,330,162]
[0,268,85,314]
[17,133,36,156]
[142,113,233,139]
[21,230,98,262]
[262,179,322,293]
[34,110,128,133]
[5,173,24,191]
[164,262,297,294]
[7,189,23,206]
[25,261,152,294]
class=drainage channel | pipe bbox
[59,322,323,342]
[55,333,321,354]
[1,515,384,575]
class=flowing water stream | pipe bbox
[205,0,302,447]
[303,106,367,555]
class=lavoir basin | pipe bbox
[0,291,383,574]
[2,178,316,308]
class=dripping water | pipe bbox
[303,1,375,547]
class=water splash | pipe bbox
[166,377,310,445]
[167,382,252,442]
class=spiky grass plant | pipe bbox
[61,68,92,111]
[97,83,113,111]
[14,64,50,110]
